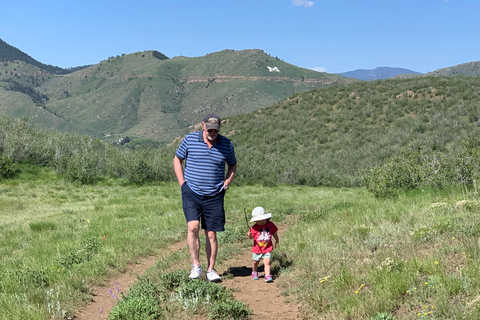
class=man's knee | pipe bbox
[188,221,200,234]
[205,230,217,240]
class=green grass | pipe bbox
[1,167,480,319]
[276,187,480,319]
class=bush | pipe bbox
[160,270,189,290]
[0,157,20,179]
[108,295,163,320]
[367,313,396,320]
[109,276,163,320]
[176,279,232,304]
[208,299,252,320]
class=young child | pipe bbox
[247,207,279,282]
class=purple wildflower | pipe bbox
[109,288,117,299]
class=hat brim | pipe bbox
[250,213,272,222]
[205,124,220,130]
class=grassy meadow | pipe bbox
[2,74,480,319]
[1,165,480,319]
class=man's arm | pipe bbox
[173,156,185,186]
[224,163,236,188]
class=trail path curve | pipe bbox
[76,221,301,319]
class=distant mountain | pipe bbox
[0,42,356,143]
[337,67,422,81]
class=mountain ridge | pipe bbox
[0,38,90,74]
[1,46,356,143]
[337,66,422,80]
[2,38,480,144]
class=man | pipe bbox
[173,113,237,282]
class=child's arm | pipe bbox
[273,232,279,248]
[247,229,254,239]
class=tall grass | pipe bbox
[0,166,187,319]
[2,166,480,319]
[276,186,480,319]
[0,116,175,184]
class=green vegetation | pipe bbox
[1,167,480,319]
[2,47,355,143]
[2,48,480,318]
[3,75,480,195]
[425,61,480,77]
[220,75,480,191]
[0,116,175,184]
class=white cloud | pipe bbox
[312,67,326,73]
[292,0,315,7]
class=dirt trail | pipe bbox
[75,240,188,319]
[219,222,301,320]
[76,222,301,319]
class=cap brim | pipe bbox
[205,124,220,130]
[250,213,272,222]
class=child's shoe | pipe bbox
[265,275,273,282]
[252,271,258,280]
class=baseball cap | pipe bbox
[203,113,221,130]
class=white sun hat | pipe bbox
[250,207,272,222]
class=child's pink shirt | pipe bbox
[250,221,278,254]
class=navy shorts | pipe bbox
[181,183,225,232]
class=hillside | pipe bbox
[2,74,480,190]
[0,38,84,75]
[424,60,480,77]
[1,47,356,143]
[218,75,480,187]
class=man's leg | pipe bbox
[205,230,222,282]
[187,220,201,266]
[204,230,218,271]
[202,191,224,282]
[181,183,203,278]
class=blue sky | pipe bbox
[1,0,479,74]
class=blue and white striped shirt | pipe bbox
[176,131,237,196]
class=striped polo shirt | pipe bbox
[176,131,237,196]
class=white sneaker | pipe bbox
[189,265,203,279]
[206,270,222,282]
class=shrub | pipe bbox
[208,299,252,320]
[109,276,163,320]
[108,295,163,320]
[0,157,20,179]
[0,266,50,288]
[176,279,232,304]
[367,313,396,320]
[160,270,189,290]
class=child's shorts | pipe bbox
[252,252,271,261]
